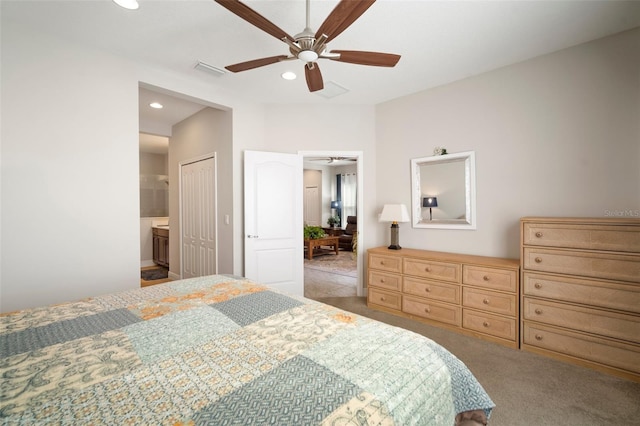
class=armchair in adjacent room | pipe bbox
[339,216,357,251]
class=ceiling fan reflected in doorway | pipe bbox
[306,156,357,164]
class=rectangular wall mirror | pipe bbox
[410,151,476,229]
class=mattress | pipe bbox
[0,275,494,425]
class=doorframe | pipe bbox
[178,152,218,279]
[299,150,364,296]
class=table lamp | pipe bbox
[379,204,410,250]
[422,196,438,220]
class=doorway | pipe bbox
[300,151,363,299]
[138,83,233,280]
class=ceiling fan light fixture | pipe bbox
[281,71,297,80]
[298,50,319,63]
[113,0,139,10]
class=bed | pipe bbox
[1,275,494,425]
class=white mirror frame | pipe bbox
[410,151,476,230]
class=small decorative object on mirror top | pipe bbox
[433,146,448,155]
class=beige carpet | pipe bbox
[315,296,640,426]
[304,250,357,278]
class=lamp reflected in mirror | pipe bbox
[422,196,438,220]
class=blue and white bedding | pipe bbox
[0,275,494,425]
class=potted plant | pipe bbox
[304,225,326,240]
[327,216,340,228]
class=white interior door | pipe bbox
[304,186,320,226]
[181,155,217,279]
[244,150,303,295]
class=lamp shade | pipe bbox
[379,204,410,223]
[422,197,438,208]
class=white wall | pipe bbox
[375,28,640,259]
[1,23,140,311]
[169,107,234,276]
[0,22,264,312]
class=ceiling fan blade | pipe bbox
[315,0,376,43]
[215,0,294,42]
[329,50,400,67]
[225,55,289,72]
[305,63,324,92]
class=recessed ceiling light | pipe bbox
[113,0,139,10]
[149,102,163,109]
[281,71,297,81]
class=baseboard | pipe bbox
[168,271,181,281]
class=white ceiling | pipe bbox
[4,0,640,128]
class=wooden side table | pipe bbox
[323,227,343,236]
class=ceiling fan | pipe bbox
[307,156,357,164]
[214,0,401,92]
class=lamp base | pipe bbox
[388,223,402,250]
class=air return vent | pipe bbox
[194,61,226,77]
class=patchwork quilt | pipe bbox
[0,275,494,425]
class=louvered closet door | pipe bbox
[181,156,217,278]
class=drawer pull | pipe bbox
[380,261,385,265]
[483,321,490,328]
[535,334,543,341]
[534,257,542,263]
[424,287,431,293]
[483,275,490,281]
[483,298,490,305]
[380,278,385,283]
[534,283,542,289]
[534,308,543,315]
[424,307,431,314]
[425,267,431,272]
[535,231,543,238]
[380,297,386,302]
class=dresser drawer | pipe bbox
[463,265,517,292]
[523,272,640,315]
[403,277,460,304]
[369,254,402,273]
[523,298,640,344]
[368,288,401,311]
[523,247,640,283]
[523,322,640,375]
[463,310,516,341]
[523,222,640,253]
[368,271,401,291]
[403,258,460,283]
[463,287,517,317]
[403,295,461,326]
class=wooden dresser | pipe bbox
[520,217,640,381]
[367,247,520,348]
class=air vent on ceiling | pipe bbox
[315,81,349,99]
[194,61,226,77]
